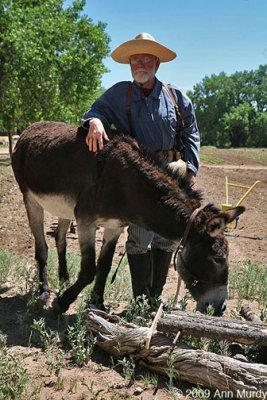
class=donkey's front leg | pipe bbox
[56,219,97,313]
[92,227,123,310]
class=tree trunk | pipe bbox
[157,310,267,346]
[8,131,13,157]
[84,309,267,399]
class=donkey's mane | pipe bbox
[98,134,203,214]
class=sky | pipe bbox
[65,0,267,92]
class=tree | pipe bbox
[188,65,267,147]
[248,112,267,147]
[0,0,110,133]
[223,102,252,147]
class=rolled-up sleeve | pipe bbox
[81,97,112,130]
[81,82,131,133]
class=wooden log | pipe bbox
[84,309,267,399]
[240,304,261,323]
[157,310,267,346]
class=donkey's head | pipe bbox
[176,204,245,316]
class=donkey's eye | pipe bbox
[214,255,226,264]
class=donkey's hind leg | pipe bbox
[23,192,50,301]
[55,218,71,285]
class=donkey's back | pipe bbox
[12,121,97,219]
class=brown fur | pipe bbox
[12,121,245,314]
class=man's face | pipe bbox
[130,53,159,85]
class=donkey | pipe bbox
[11,121,244,315]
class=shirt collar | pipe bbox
[131,78,162,102]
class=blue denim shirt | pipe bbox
[82,78,200,174]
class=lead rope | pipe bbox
[110,251,126,284]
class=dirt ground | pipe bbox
[0,143,266,399]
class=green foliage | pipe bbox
[81,381,105,400]
[117,356,135,383]
[188,65,267,147]
[124,295,154,327]
[0,249,16,284]
[248,111,267,147]
[31,318,57,349]
[223,102,253,147]
[199,153,227,164]
[0,335,29,400]
[103,256,132,310]
[66,308,96,366]
[229,261,267,308]
[0,0,110,132]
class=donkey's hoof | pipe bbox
[87,302,106,311]
[52,297,70,315]
[39,291,50,304]
[51,298,65,315]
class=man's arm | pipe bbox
[82,83,128,152]
[179,97,200,180]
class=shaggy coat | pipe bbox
[12,121,244,314]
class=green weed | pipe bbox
[69,378,78,393]
[0,248,17,285]
[200,147,267,162]
[66,306,96,367]
[0,334,29,400]
[139,372,151,388]
[81,381,105,399]
[166,353,179,396]
[229,260,267,308]
[117,356,135,383]
[103,256,132,310]
[31,318,57,349]
[177,293,191,311]
[124,295,153,327]
[199,154,228,164]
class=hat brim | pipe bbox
[111,39,176,64]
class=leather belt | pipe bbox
[152,150,182,162]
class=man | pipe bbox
[82,33,200,307]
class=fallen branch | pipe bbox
[157,310,267,346]
[240,304,261,323]
[145,303,163,349]
[84,309,267,398]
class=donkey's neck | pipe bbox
[97,142,201,241]
[125,174,199,240]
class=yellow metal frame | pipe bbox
[220,177,261,231]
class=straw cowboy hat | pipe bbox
[111,33,176,64]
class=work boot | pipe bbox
[150,248,172,309]
[127,252,152,299]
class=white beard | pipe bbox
[132,69,155,85]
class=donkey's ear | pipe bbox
[222,206,246,223]
[206,216,227,237]
[206,206,245,238]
